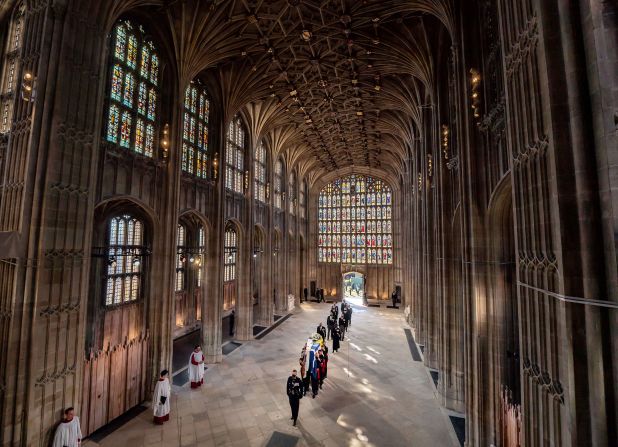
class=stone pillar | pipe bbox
[203,119,225,363]
[236,138,254,341]
[259,160,274,326]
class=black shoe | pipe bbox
[293,420,297,426]
[290,417,294,420]
[312,394,316,399]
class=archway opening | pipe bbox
[342,272,365,306]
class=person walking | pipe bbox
[331,303,339,319]
[310,353,322,398]
[338,314,346,341]
[318,349,327,389]
[303,287,308,303]
[345,304,352,327]
[286,369,304,426]
[316,322,327,340]
[326,314,335,340]
[332,326,341,353]
[299,349,309,396]
[391,290,397,308]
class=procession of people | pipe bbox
[286,299,353,426]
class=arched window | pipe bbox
[224,227,237,281]
[197,225,205,287]
[182,83,210,178]
[299,180,306,219]
[105,214,145,305]
[0,2,25,134]
[254,141,266,203]
[225,116,245,193]
[104,20,159,157]
[288,171,296,215]
[318,174,393,265]
[274,159,283,209]
[175,224,186,292]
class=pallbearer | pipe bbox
[153,370,171,424]
[52,407,82,447]
[189,345,205,388]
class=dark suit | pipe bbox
[286,375,303,423]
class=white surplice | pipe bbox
[152,378,171,418]
[188,351,204,386]
[52,417,82,447]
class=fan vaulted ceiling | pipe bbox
[78,0,454,183]
[224,0,451,181]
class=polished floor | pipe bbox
[90,302,458,447]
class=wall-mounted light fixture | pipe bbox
[427,153,433,179]
[160,123,170,161]
[266,182,270,199]
[470,69,481,125]
[252,248,263,259]
[213,152,219,179]
[441,125,449,160]
[244,170,250,192]
[21,71,35,102]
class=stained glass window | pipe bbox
[182,83,210,178]
[274,159,283,209]
[0,3,25,134]
[224,227,237,281]
[288,172,296,215]
[254,141,267,203]
[105,215,145,305]
[299,180,307,219]
[225,116,245,193]
[105,20,159,157]
[318,175,393,265]
[175,224,186,292]
[197,226,205,287]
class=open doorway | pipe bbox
[342,272,365,305]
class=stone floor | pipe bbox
[90,302,458,447]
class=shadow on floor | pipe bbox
[265,431,300,447]
[449,415,465,446]
[87,405,148,442]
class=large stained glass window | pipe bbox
[224,227,237,281]
[318,175,393,265]
[105,20,159,157]
[225,116,245,193]
[105,215,145,305]
[175,224,186,292]
[288,172,296,215]
[254,141,266,203]
[182,83,210,178]
[274,159,283,209]
[0,2,25,134]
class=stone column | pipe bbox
[203,118,225,363]
[236,140,254,341]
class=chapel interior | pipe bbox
[0,0,616,446]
